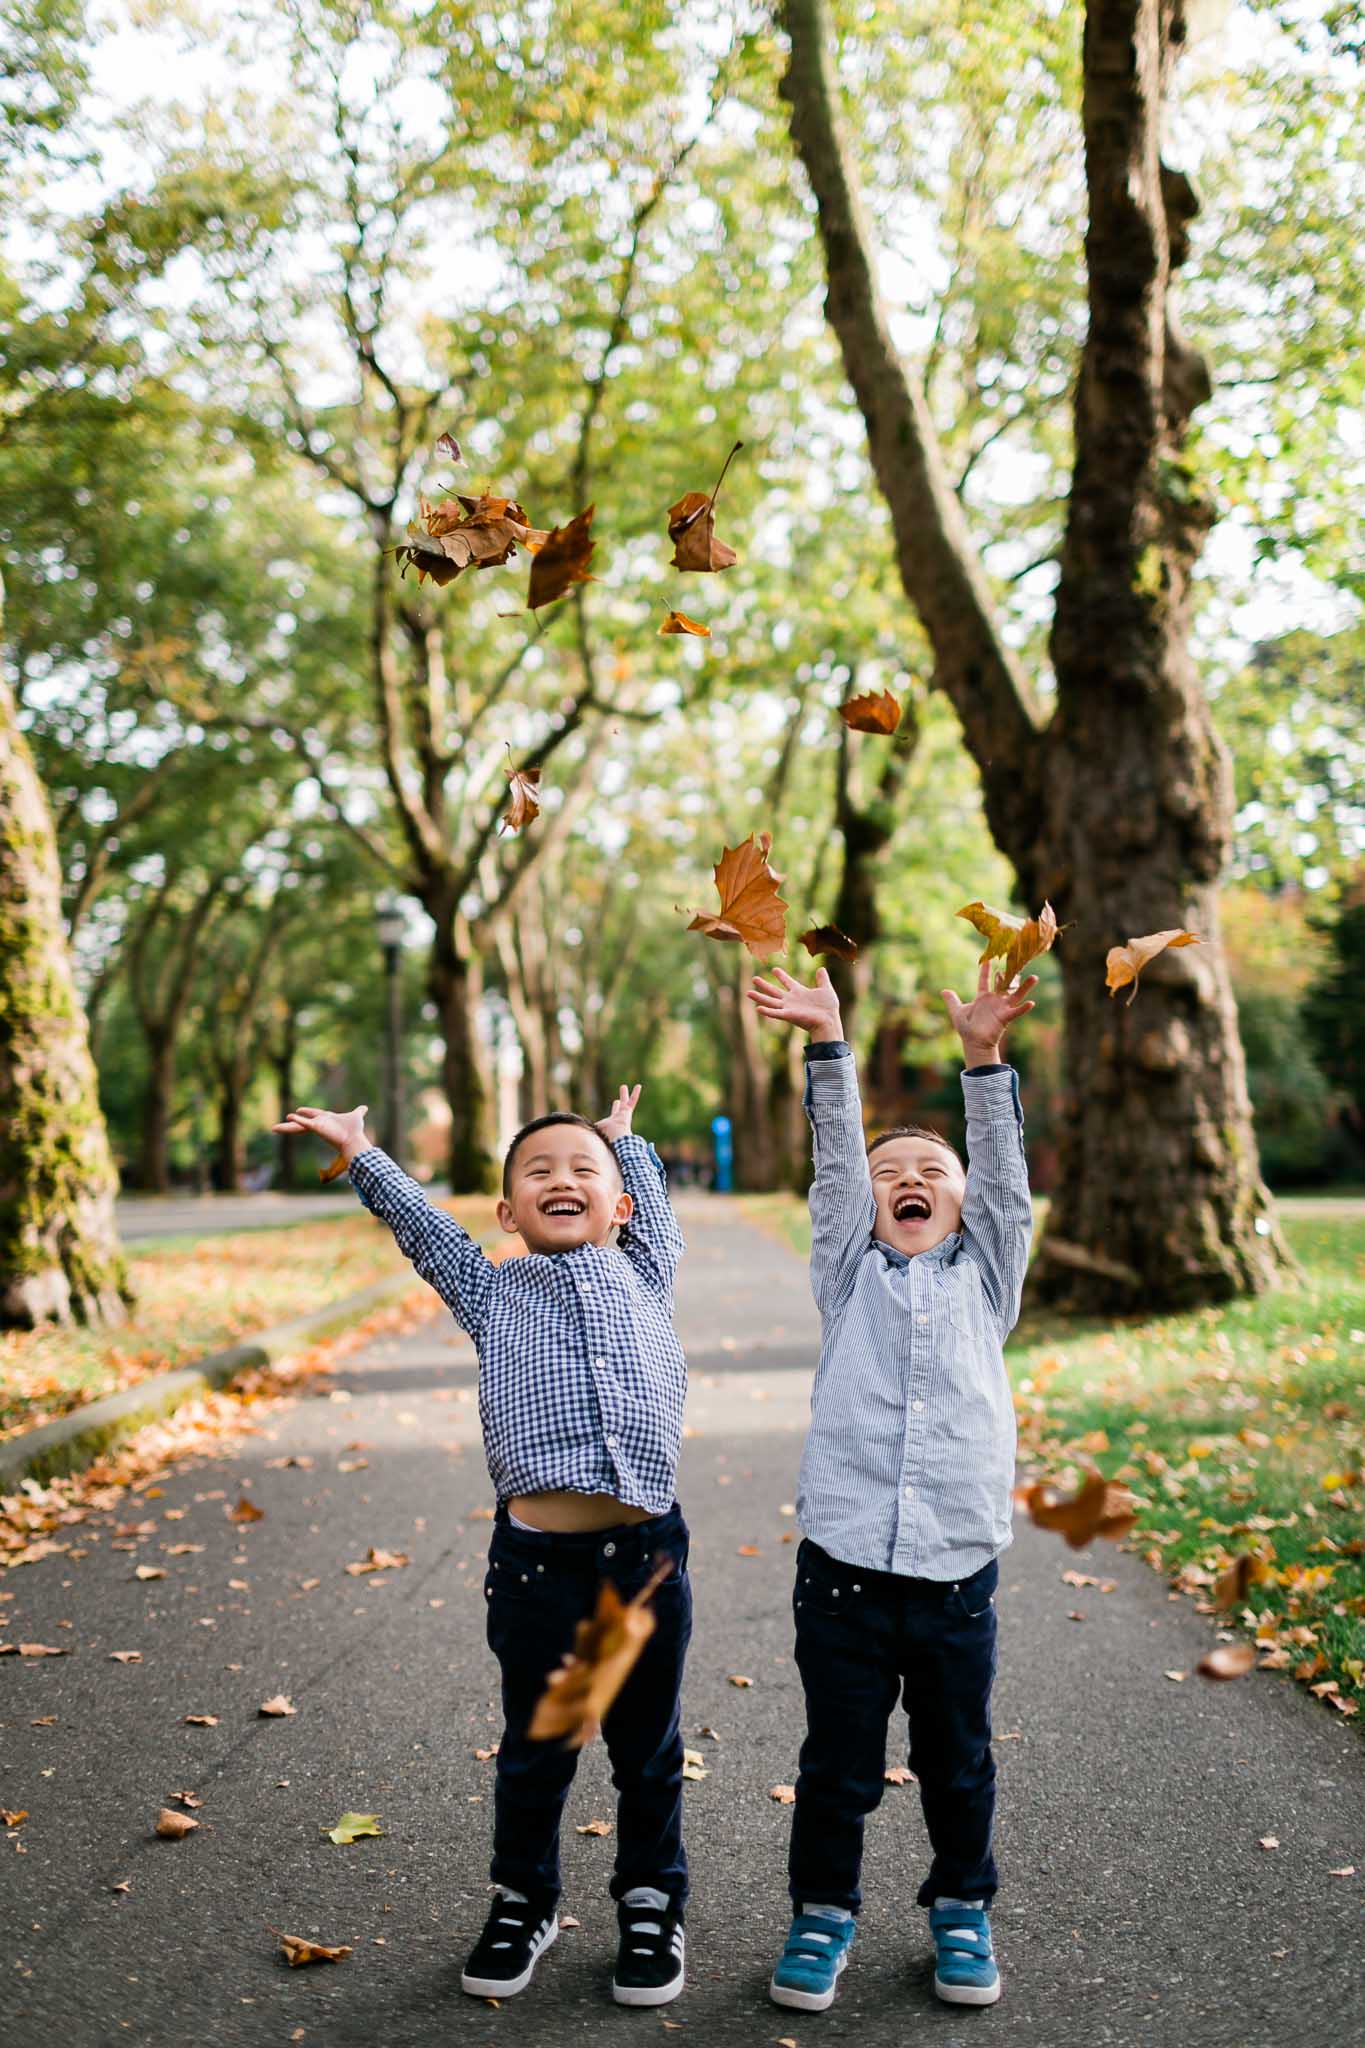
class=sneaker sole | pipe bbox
[769,1949,848,2011]
[612,1932,685,2007]
[934,1971,1001,2007]
[461,1916,558,1998]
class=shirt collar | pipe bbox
[871,1231,960,1270]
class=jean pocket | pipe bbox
[794,1550,868,1621]
[949,1560,998,1621]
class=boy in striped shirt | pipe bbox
[747,958,1036,2012]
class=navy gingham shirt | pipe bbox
[797,1043,1031,1580]
[347,1137,686,1514]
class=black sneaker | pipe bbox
[612,1889,685,2007]
[461,1889,559,1998]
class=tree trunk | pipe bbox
[139,1028,176,1194]
[275,1007,301,1191]
[212,1066,245,1192]
[780,0,1286,1310]
[427,906,497,1192]
[0,653,131,1328]
[825,705,921,1042]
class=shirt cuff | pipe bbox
[804,1040,851,1061]
[960,1064,1024,1127]
[963,1062,1009,1075]
[611,1132,665,1177]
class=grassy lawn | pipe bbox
[0,1198,500,1444]
[738,1193,1365,1710]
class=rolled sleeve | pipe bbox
[958,1066,1032,1334]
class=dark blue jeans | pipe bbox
[483,1504,691,1909]
[789,1538,999,1913]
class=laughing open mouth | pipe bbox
[541,1198,587,1217]
[893,1192,932,1224]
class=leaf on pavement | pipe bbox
[768,1785,796,1804]
[259,1695,296,1717]
[1,1809,28,1826]
[1105,930,1200,1005]
[728,1674,754,1688]
[575,1818,613,1836]
[276,1930,353,1968]
[1023,1471,1137,1548]
[527,504,596,609]
[134,1565,166,1581]
[9,1642,70,1656]
[737,1545,760,1557]
[172,1790,204,1807]
[473,1745,499,1761]
[668,441,743,572]
[838,688,901,734]
[1259,1835,1279,1851]
[228,1496,264,1525]
[681,1749,708,1781]
[1198,1643,1256,1681]
[500,753,541,836]
[529,1563,672,1752]
[957,899,1060,987]
[1329,1866,1356,1877]
[324,1812,384,1845]
[659,609,711,637]
[1165,1670,1188,1683]
[688,832,788,959]
[884,1765,915,1785]
[184,1714,219,1727]
[155,1808,200,1838]
[344,1548,411,1576]
[109,1650,143,1663]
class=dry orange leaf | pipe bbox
[957,899,1060,987]
[529,1563,672,1752]
[1,1809,28,1826]
[184,1714,219,1727]
[884,1765,915,1786]
[688,832,788,959]
[768,1784,796,1804]
[109,1650,143,1664]
[838,688,902,735]
[1023,1471,1138,1549]
[800,924,858,962]
[527,504,596,609]
[276,1930,353,1968]
[575,1818,613,1837]
[2,1642,70,1656]
[134,1565,166,1580]
[1213,1555,1269,1612]
[259,1695,296,1718]
[1198,1642,1256,1681]
[344,1548,411,1576]
[1105,929,1200,1005]
[228,1497,264,1525]
[737,1545,760,1558]
[500,755,541,836]
[668,441,742,573]
[659,609,711,638]
[155,1807,200,1838]
[396,488,546,587]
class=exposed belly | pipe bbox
[508,1489,653,1533]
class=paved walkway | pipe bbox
[2,1198,1361,2046]
[115,1190,362,1242]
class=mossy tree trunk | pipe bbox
[0,632,131,1327]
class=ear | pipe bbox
[612,1188,634,1228]
[495,1197,519,1235]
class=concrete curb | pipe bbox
[0,1271,430,1491]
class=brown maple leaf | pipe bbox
[658,609,711,638]
[768,1784,796,1804]
[527,504,596,609]
[800,924,858,962]
[1023,1471,1138,1549]
[668,441,743,572]
[228,1496,264,1525]
[957,899,1061,987]
[688,832,789,960]
[396,490,547,587]
[838,688,902,734]
[259,1695,296,1717]
[344,1547,411,1576]
[1212,1554,1269,1611]
[275,1929,353,1968]
[529,1562,673,1752]
[155,1807,200,1838]
[1105,929,1201,1005]
[500,753,542,836]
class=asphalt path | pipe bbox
[114,1191,363,1244]
[2,1197,1361,2048]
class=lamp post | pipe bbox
[375,895,406,1168]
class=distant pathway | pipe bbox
[2,1196,1361,2046]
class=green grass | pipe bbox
[738,1194,1365,1708]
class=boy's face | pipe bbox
[868,1134,966,1256]
[497,1124,633,1255]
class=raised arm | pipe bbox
[747,968,874,1314]
[595,1084,685,1299]
[271,1103,494,1341]
[942,959,1037,1334]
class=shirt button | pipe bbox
[594,1356,606,1370]
[903,1485,914,1501]
[916,1313,930,1325]
[602,1541,617,1559]
[912,1400,925,1413]
[605,1433,618,1450]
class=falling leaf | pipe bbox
[1213,1555,1269,1611]
[575,1819,612,1837]
[109,1650,143,1664]
[184,1714,219,1727]
[397,491,547,587]
[728,1674,754,1688]
[884,1765,915,1785]
[957,899,1060,987]
[344,1548,411,1576]
[229,1496,264,1525]
[768,1785,796,1804]
[688,832,788,959]
[1105,930,1201,1005]
[668,441,743,572]
[155,1808,200,1839]
[325,1812,384,1845]
[1198,1643,1256,1681]
[434,431,462,464]
[529,1563,672,1751]
[1,1809,27,1826]
[838,688,901,735]
[134,1565,166,1581]
[1258,1835,1279,1851]
[800,925,858,962]
[276,1931,353,1968]
[500,753,541,836]
[259,1696,296,1718]
[527,504,596,609]
[659,609,711,638]
[1023,1471,1137,1548]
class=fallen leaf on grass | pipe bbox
[324,1812,384,1845]
[729,1674,754,1688]
[184,1714,219,1727]
[228,1497,264,1525]
[668,442,742,573]
[527,505,595,609]
[576,1819,612,1837]
[1213,1555,1269,1611]
[529,1563,671,1751]
[957,899,1060,987]
[259,1696,296,1717]
[768,1785,796,1804]
[659,609,711,638]
[800,925,859,962]
[1329,1696,1358,1716]
[1023,1471,1137,1549]
[276,1930,352,1968]
[838,688,901,734]
[884,1765,915,1785]
[109,1650,143,1664]
[688,833,788,959]
[1197,1641,1255,1681]
[1105,930,1200,1005]
[345,1548,411,1576]
[155,1808,200,1838]
[500,754,541,837]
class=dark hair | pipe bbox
[502,1112,622,1196]
[867,1124,964,1169]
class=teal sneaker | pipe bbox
[769,1911,856,2011]
[929,1901,1000,2005]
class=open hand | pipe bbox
[271,1103,371,1181]
[942,959,1037,1065]
[597,1084,642,1144]
[746,965,844,1041]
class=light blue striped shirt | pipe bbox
[796,1046,1031,1580]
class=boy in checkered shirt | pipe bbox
[274,1085,690,2009]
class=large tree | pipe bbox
[781,0,1289,1309]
